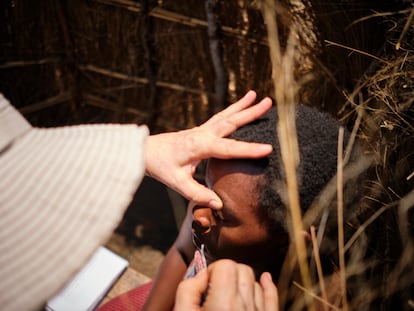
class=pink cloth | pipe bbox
[97,281,153,311]
[98,247,206,310]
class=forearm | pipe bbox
[143,209,195,311]
[142,244,188,311]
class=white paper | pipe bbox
[46,247,128,311]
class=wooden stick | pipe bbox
[0,58,60,69]
[93,0,268,45]
[84,94,180,131]
[20,93,71,114]
[205,0,228,110]
[79,64,212,96]
[83,94,146,117]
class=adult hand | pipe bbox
[175,259,279,311]
[145,90,272,209]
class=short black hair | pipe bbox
[229,105,348,234]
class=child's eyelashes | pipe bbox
[212,209,224,221]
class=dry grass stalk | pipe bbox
[344,202,395,253]
[277,244,297,308]
[310,225,328,311]
[342,104,363,166]
[396,6,414,50]
[324,40,388,65]
[261,1,314,310]
[303,154,373,230]
[390,189,414,285]
[336,127,348,311]
[293,282,341,311]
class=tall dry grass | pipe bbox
[262,0,315,310]
[261,1,414,310]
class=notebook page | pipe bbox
[46,247,128,311]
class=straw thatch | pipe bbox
[1,0,273,131]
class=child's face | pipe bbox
[191,158,276,271]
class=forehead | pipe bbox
[205,159,263,196]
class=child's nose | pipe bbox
[192,207,217,234]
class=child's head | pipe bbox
[191,105,346,277]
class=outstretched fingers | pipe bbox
[210,90,258,118]
[204,137,272,160]
[144,90,273,211]
[202,92,273,137]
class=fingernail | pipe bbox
[259,144,273,152]
[264,272,272,282]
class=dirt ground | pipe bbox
[104,177,186,279]
[105,232,165,279]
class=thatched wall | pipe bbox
[1,1,410,129]
[1,0,273,131]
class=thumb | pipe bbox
[175,269,209,311]
[179,177,223,209]
[260,272,279,311]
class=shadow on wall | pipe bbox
[116,177,187,253]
